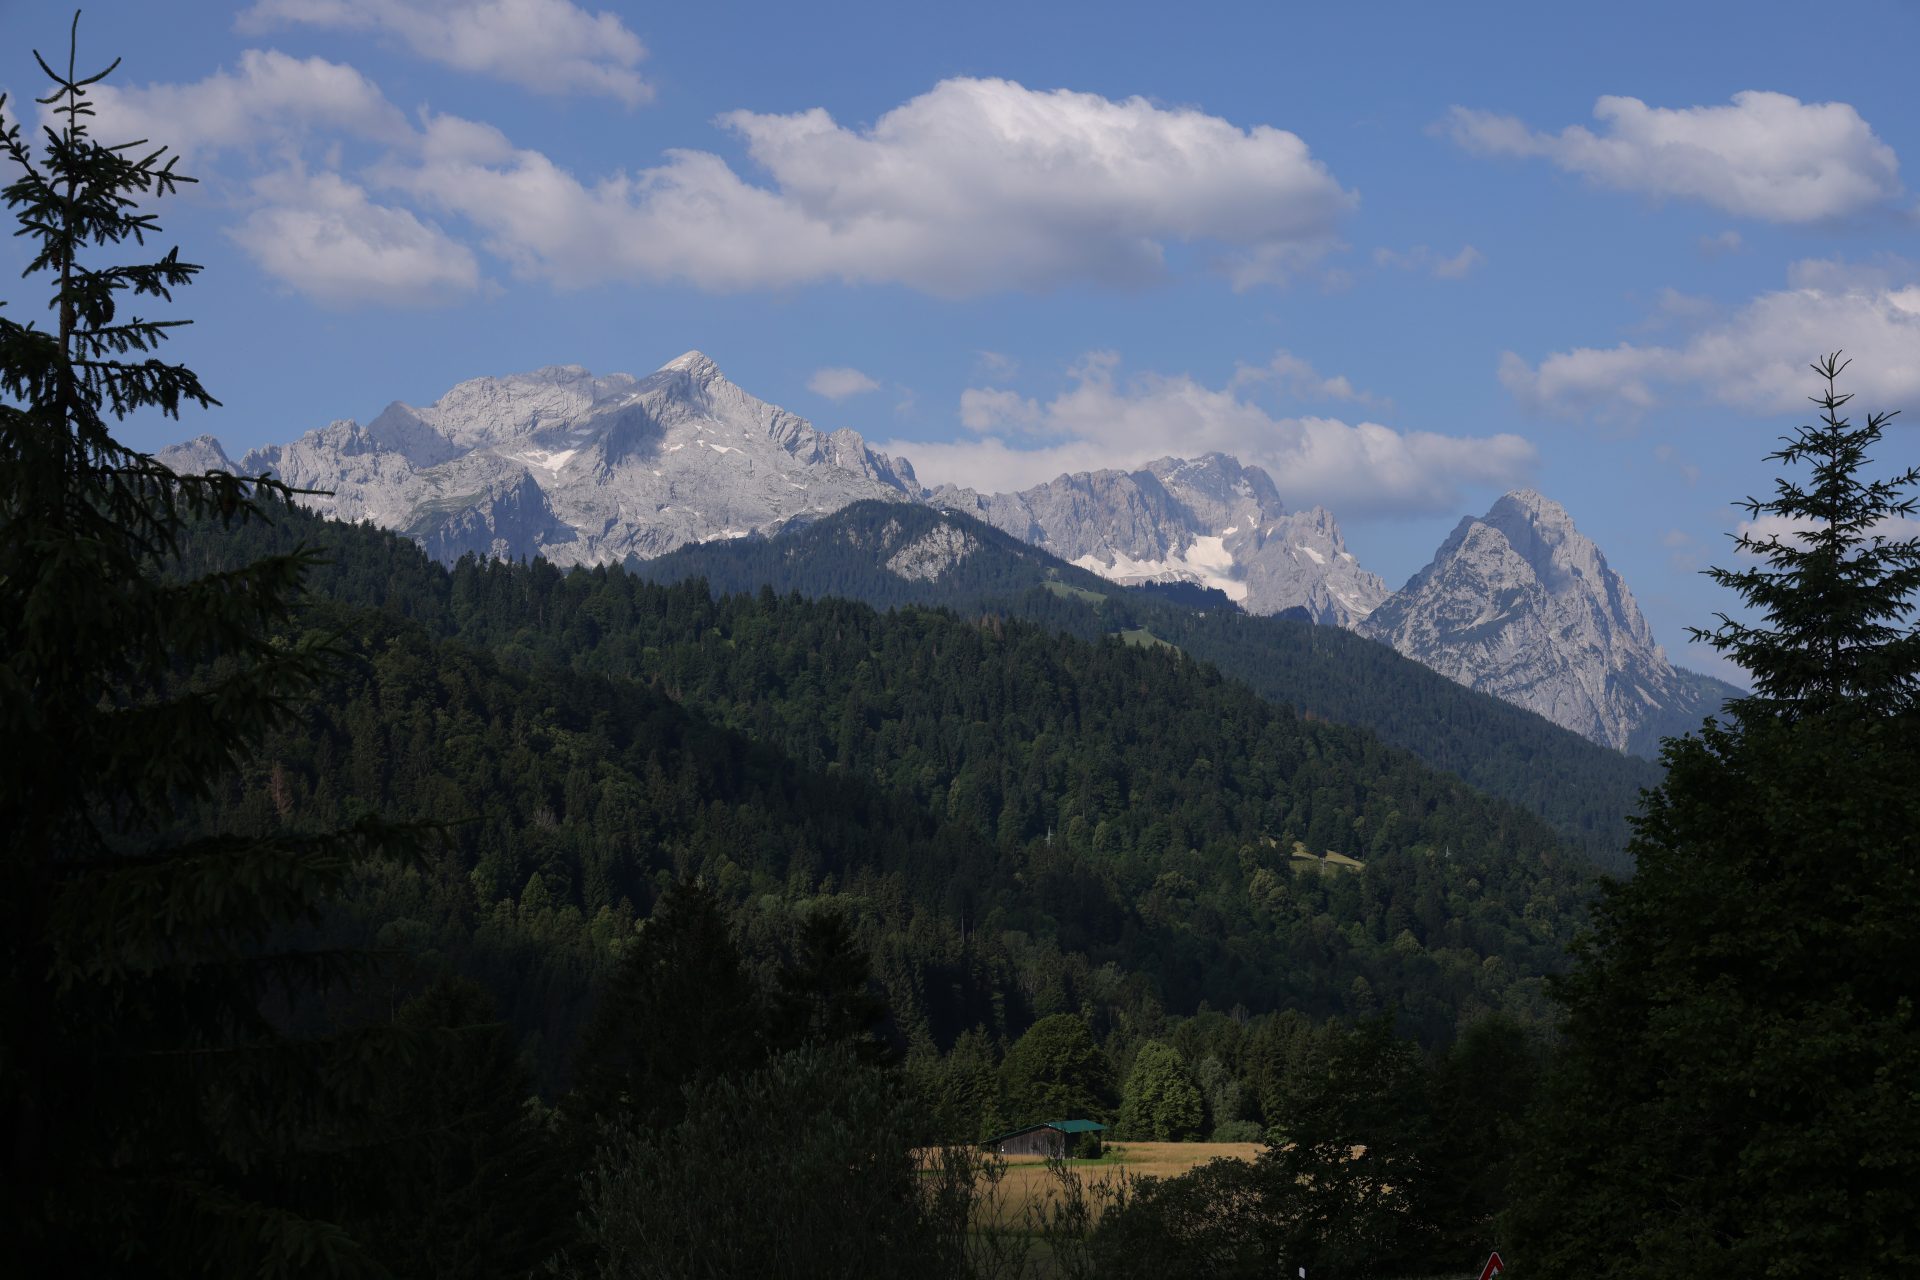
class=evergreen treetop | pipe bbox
[1698,352,1920,719]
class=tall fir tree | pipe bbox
[1506,356,1920,1278]
[0,22,416,1275]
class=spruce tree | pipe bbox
[1,22,415,1275]
[1506,356,1920,1277]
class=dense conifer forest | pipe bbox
[182,507,1592,1075]
[638,500,1664,866]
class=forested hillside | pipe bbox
[181,507,1593,1071]
[637,500,1662,866]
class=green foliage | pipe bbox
[0,28,416,1276]
[1506,357,1920,1278]
[187,504,1595,1055]
[568,1045,970,1280]
[1087,1156,1281,1277]
[909,1026,1006,1142]
[1261,1017,1433,1275]
[640,498,1671,863]
[1115,1041,1206,1141]
[1701,353,1920,717]
[770,906,894,1062]
[569,879,763,1127]
[349,978,572,1278]
[1419,1013,1543,1262]
[1000,1014,1115,1125]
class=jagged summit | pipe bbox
[155,358,1731,751]
[163,351,920,566]
[658,350,721,379]
[1362,489,1724,752]
[932,451,1387,626]
[159,352,1385,629]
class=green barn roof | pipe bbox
[981,1118,1107,1145]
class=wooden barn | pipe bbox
[982,1119,1105,1158]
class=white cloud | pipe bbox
[1230,349,1383,407]
[1443,91,1900,222]
[229,168,481,307]
[806,366,880,400]
[238,0,651,105]
[83,49,407,161]
[888,354,1533,515]
[383,77,1356,295]
[1735,512,1920,555]
[958,387,1044,433]
[1373,243,1483,280]
[1502,258,1920,418]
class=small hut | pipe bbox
[981,1119,1105,1158]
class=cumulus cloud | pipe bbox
[229,168,481,307]
[1443,91,1900,222]
[1373,243,1483,279]
[384,77,1356,295]
[888,354,1533,515]
[1502,258,1920,418]
[958,386,1045,433]
[1230,349,1383,406]
[237,0,652,105]
[83,48,407,160]
[1734,511,1920,555]
[806,366,880,400]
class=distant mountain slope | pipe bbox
[160,352,921,566]
[1363,490,1742,753]
[158,354,1726,757]
[638,501,1662,867]
[932,452,1388,626]
[159,357,1382,625]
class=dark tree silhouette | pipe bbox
[1507,356,1920,1278]
[0,21,415,1275]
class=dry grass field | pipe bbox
[975,1141,1261,1229]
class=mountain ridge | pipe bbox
[160,350,1735,754]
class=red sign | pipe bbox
[1477,1252,1505,1280]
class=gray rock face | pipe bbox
[884,521,979,582]
[182,352,921,567]
[154,434,235,474]
[166,357,1383,624]
[932,453,1388,626]
[1362,489,1697,751]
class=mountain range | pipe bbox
[161,350,1738,754]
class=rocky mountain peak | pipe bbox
[1362,490,1692,751]
[927,452,1386,625]
[170,350,921,568]
[658,350,721,381]
[155,434,234,474]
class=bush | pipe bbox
[570,1045,969,1279]
[1210,1119,1265,1143]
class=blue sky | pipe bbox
[7,0,1920,679]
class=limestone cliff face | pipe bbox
[933,453,1387,626]
[166,354,1388,627]
[1362,490,1728,752]
[164,352,921,568]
